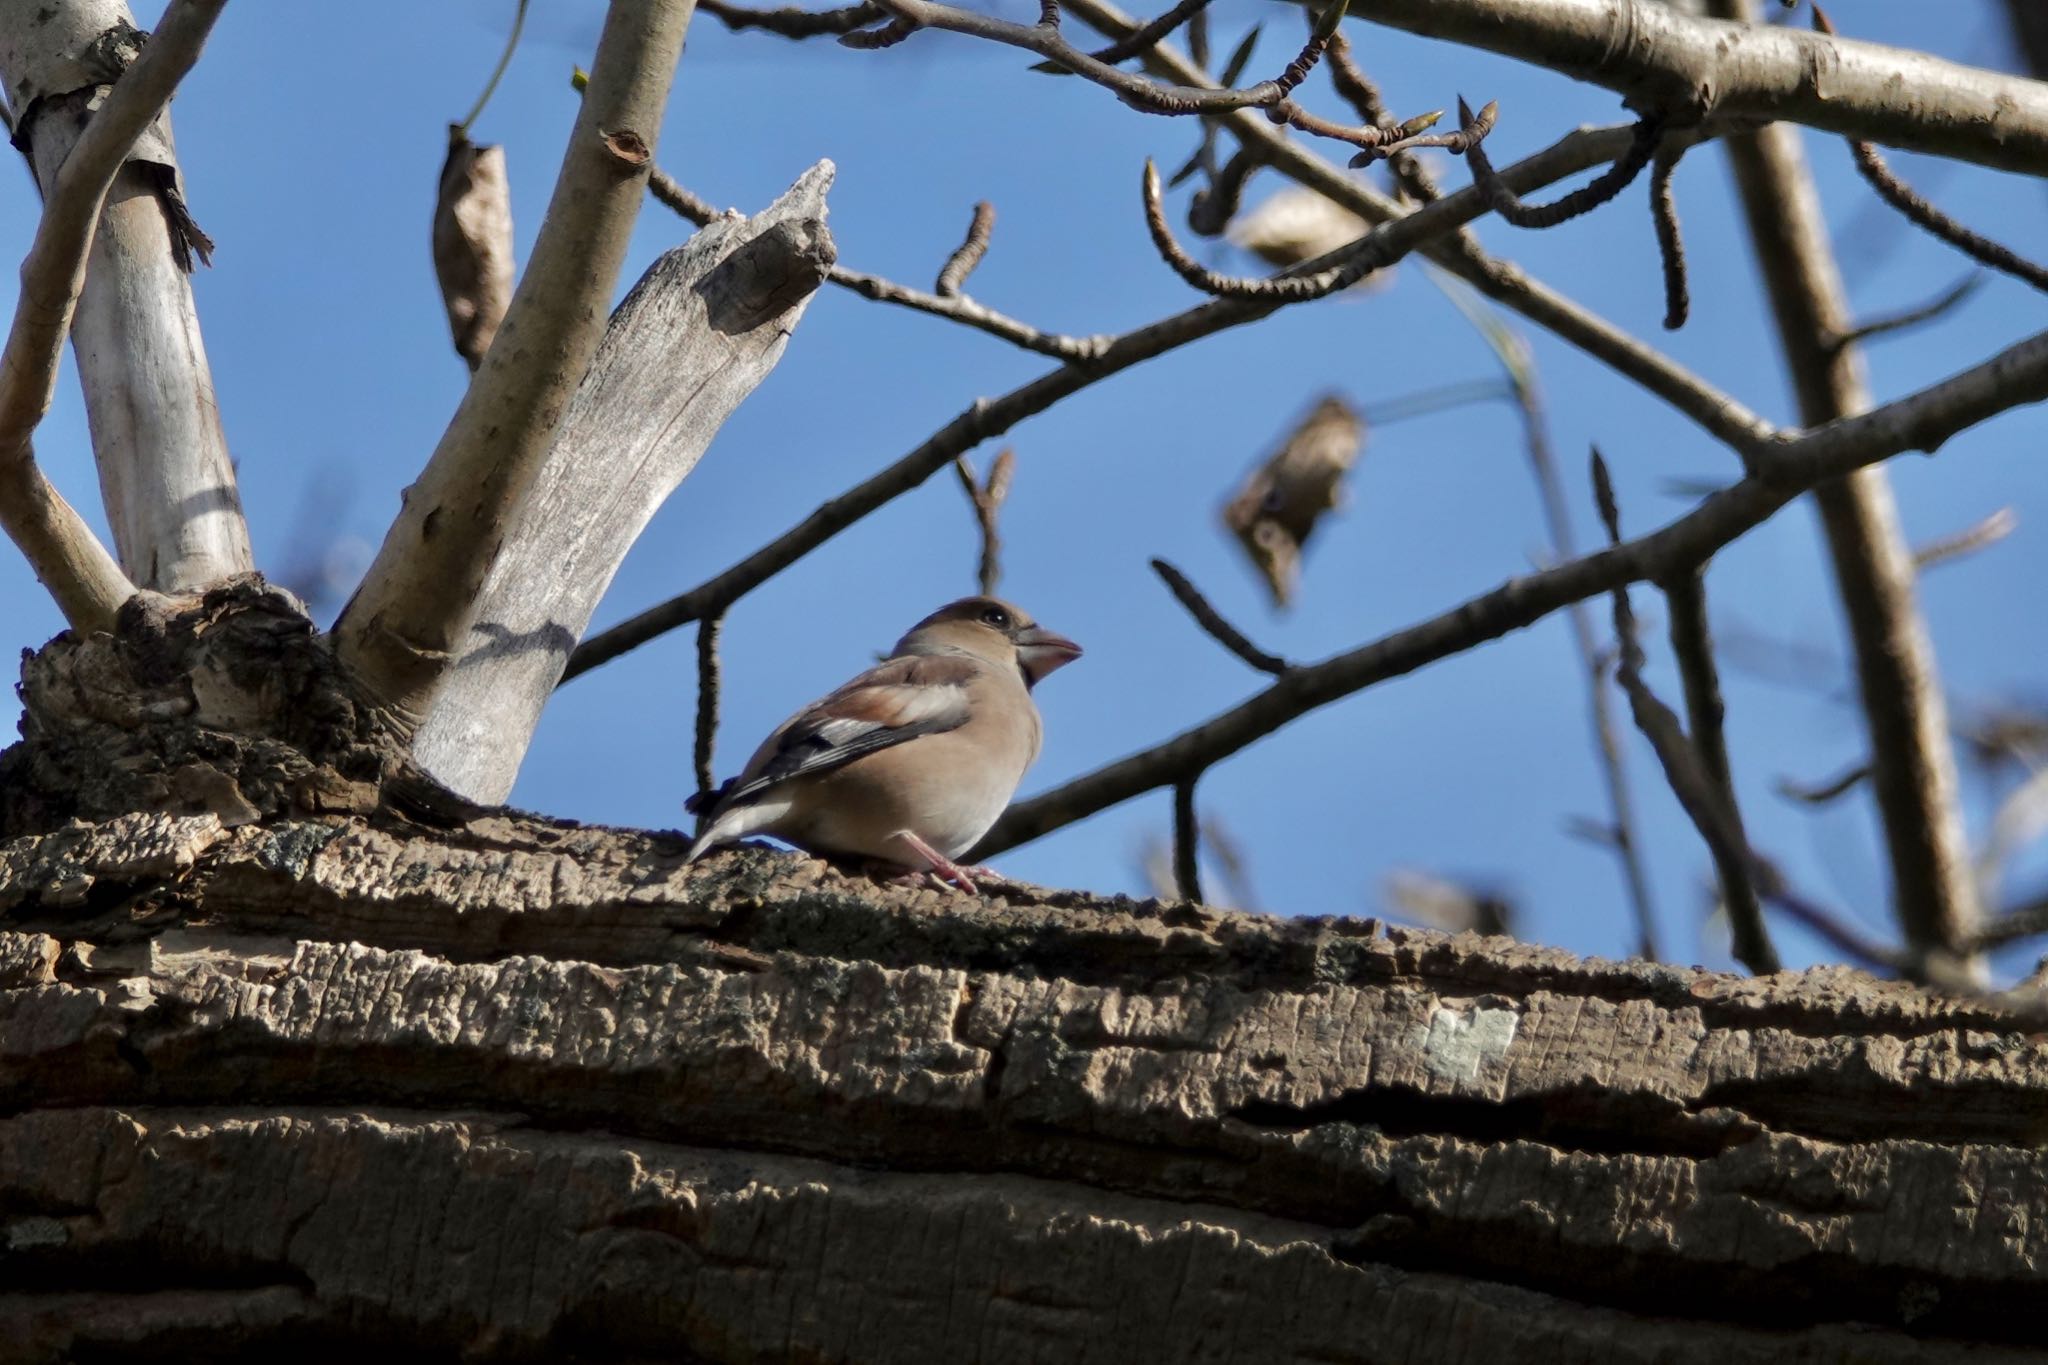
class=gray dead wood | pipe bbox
[0,0,252,592]
[411,164,836,803]
[2,794,2048,1360]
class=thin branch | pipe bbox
[862,0,1345,119]
[696,0,885,37]
[1663,566,1778,974]
[973,321,2048,857]
[1810,5,2048,294]
[1777,763,1869,806]
[1914,507,2016,572]
[1172,777,1204,902]
[1967,890,2048,953]
[457,0,531,135]
[1323,27,1389,127]
[337,0,694,729]
[1077,0,1213,66]
[1590,452,1778,974]
[633,159,1108,362]
[1149,559,1292,675]
[839,20,915,49]
[694,614,724,800]
[953,449,1012,596]
[1830,272,1982,353]
[934,201,996,297]
[649,165,717,225]
[0,0,230,627]
[1649,141,1690,330]
[1463,105,1660,229]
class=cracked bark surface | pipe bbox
[2,590,2046,1361]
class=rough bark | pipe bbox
[411,164,836,803]
[3,593,2047,1362]
[0,0,253,593]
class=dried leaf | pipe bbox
[1220,394,1363,607]
[433,128,515,372]
[1226,186,1376,271]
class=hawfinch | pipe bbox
[683,596,1082,892]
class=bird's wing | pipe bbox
[711,653,980,811]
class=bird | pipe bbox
[682,596,1082,893]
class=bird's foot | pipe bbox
[893,832,990,895]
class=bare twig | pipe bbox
[1914,507,2016,572]
[1323,27,1389,127]
[953,449,1012,595]
[838,18,916,48]
[1591,452,1778,975]
[934,202,996,297]
[1649,141,1690,330]
[634,158,1107,362]
[0,0,231,627]
[1149,559,1292,675]
[1830,272,1982,353]
[696,0,884,37]
[1968,889,2048,953]
[1171,778,1203,902]
[649,165,717,225]
[1186,147,1259,237]
[1811,5,2048,294]
[695,614,724,800]
[1664,567,1777,973]
[1463,105,1660,229]
[1777,763,1870,806]
[457,0,531,135]
[1074,0,1213,67]
[863,0,1347,119]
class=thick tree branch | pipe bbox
[0,0,231,626]
[335,0,695,732]
[978,327,2048,856]
[1707,0,1979,973]
[410,165,832,802]
[1336,0,2048,175]
[0,0,252,593]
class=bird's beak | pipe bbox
[1014,624,1082,687]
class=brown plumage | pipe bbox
[1221,394,1364,607]
[684,597,1082,892]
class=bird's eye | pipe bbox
[981,606,1011,629]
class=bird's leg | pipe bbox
[895,831,984,895]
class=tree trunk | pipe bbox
[1,589,2043,1362]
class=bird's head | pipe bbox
[895,596,1082,689]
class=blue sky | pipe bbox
[4,1,2044,974]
